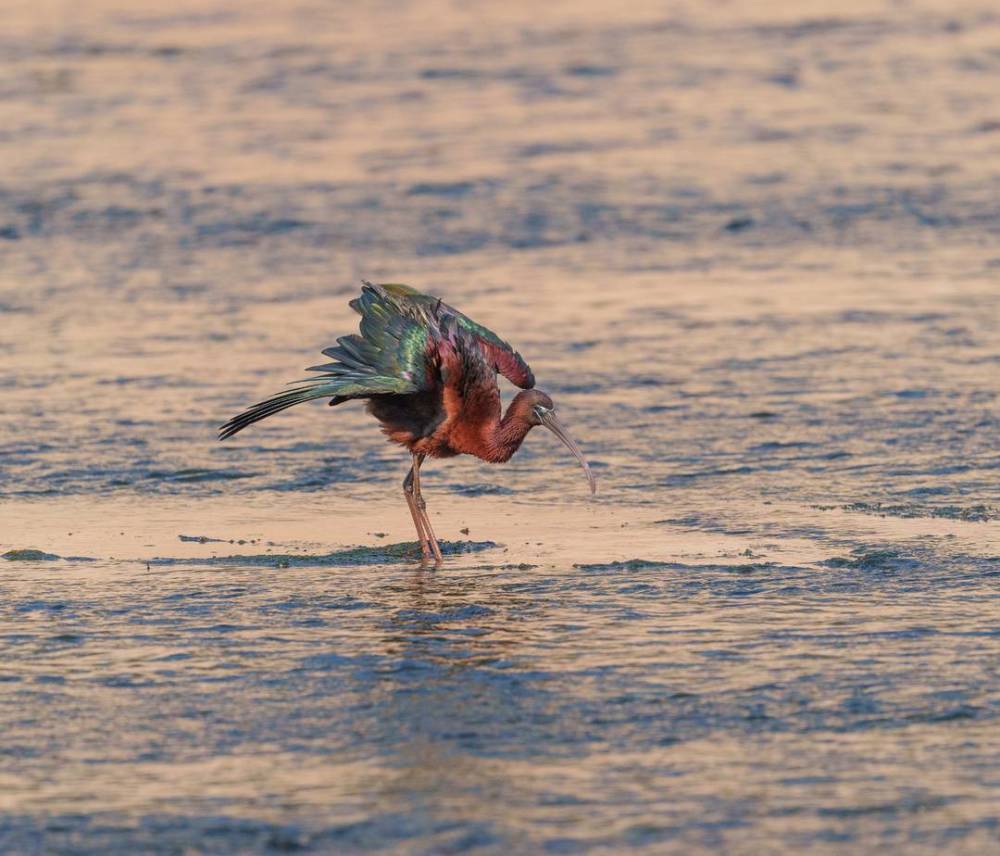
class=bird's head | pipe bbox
[513,388,596,494]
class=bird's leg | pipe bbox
[411,453,443,564]
[403,460,432,560]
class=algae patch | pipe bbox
[150,540,498,569]
[3,549,60,561]
[815,502,999,522]
[574,558,777,573]
[574,559,679,572]
[821,547,916,571]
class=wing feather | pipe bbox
[362,281,535,389]
[219,280,534,439]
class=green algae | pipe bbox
[574,559,679,572]
[149,540,498,569]
[574,558,777,573]
[815,502,999,522]
[822,548,912,570]
[2,549,61,561]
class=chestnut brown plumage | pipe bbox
[219,281,595,563]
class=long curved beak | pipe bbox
[539,411,597,495]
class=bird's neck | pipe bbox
[480,403,534,463]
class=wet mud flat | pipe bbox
[2,0,1000,853]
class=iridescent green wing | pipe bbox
[374,282,535,389]
[219,287,428,439]
[304,284,434,392]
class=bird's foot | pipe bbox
[426,532,443,564]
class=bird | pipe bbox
[219,281,595,563]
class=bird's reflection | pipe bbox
[355,566,549,822]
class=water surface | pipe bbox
[1,0,998,852]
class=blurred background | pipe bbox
[1,1,998,853]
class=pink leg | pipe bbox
[403,459,432,560]
[411,454,443,564]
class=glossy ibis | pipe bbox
[219,282,595,562]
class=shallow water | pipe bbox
[1,0,999,852]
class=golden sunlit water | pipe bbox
[1,0,998,853]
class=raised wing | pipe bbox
[306,284,436,391]
[219,287,429,439]
[219,281,533,439]
[372,282,535,389]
